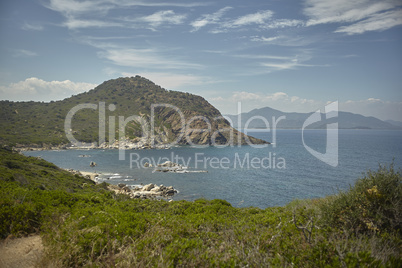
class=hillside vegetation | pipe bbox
[0,76,266,147]
[0,147,400,267]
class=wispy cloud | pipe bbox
[334,9,402,35]
[63,17,124,29]
[234,51,327,73]
[140,10,187,28]
[98,48,202,70]
[228,10,273,27]
[21,23,44,31]
[261,19,304,29]
[250,35,316,47]
[121,72,216,89]
[62,10,187,30]
[303,0,402,34]
[46,0,108,15]
[193,8,304,34]
[236,54,294,61]
[46,0,208,15]
[13,49,37,57]
[190,6,232,32]
[340,98,402,121]
[46,0,202,30]
[260,61,319,71]
[0,77,97,101]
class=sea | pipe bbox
[23,129,402,208]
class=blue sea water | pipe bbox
[23,130,402,208]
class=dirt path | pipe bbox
[0,235,43,268]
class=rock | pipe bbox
[158,161,175,167]
[118,183,126,188]
[142,183,155,191]
[151,186,161,192]
[164,189,176,196]
[122,186,131,193]
[132,193,141,198]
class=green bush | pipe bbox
[320,163,401,234]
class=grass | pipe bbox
[0,146,400,267]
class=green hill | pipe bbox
[0,76,267,147]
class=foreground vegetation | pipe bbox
[0,147,400,267]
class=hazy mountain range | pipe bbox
[225,107,401,130]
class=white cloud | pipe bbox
[190,6,232,31]
[46,0,108,15]
[251,34,319,47]
[251,36,280,43]
[262,19,304,29]
[334,9,402,35]
[235,51,327,73]
[260,61,319,71]
[141,10,187,28]
[340,98,402,121]
[46,0,207,15]
[62,10,186,30]
[63,17,124,29]
[122,72,213,89]
[229,10,273,27]
[13,49,37,57]
[0,77,98,102]
[195,9,304,33]
[98,48,202,70]
[304,0,402,34]
[47,0,204,30]
[22,23,44,31]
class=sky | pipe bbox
[0,0,401,121]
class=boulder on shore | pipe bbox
[142,183,155,191]
[107,183,177,199]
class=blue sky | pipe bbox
[0,0,401,120]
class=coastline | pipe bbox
[64,169,100,182]
[64,168,178,199]
[78,171,100,182]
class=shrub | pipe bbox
[320,163,401,234]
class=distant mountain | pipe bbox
[385,120,402,128]
[0,76,267,147]
[225,106,399,130]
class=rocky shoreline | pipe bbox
[13,140,172,152]
[65,169,178,200]
[12,130,269,152]
[108,183,178,199]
